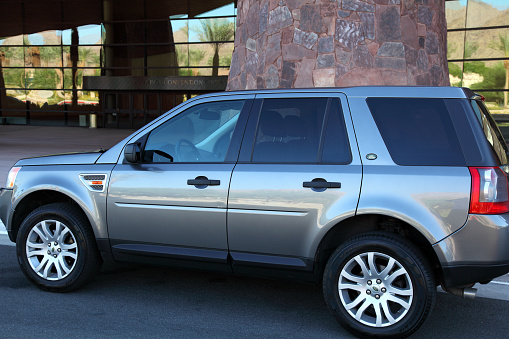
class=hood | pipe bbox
[15,151,104,166]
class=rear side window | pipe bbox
[367,98,465,166]
[470,100,508,165]
[251,97,351,163]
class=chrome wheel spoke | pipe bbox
[32,226,48,242]
[26,219,78,281]
[387,295,411,309]
[373,302,383,327]
[340,271,364,284]
[386,268,405,285]
[60,242,77,251]
[381,300,397,325]
[354,256,370,277]
[41,221,54,240]
[62,251,77,260]
[338,283,364,292]
[367,252,378,275]
[354,299,371,321]
[26,241,45,249]
[345,295,365,310]
[27,249,46,257]
[338,251,414,328]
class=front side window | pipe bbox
[143,100,244,163]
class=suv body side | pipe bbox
[2,87,509,290]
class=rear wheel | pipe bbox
[16,203,102,292]
[323,232,435,338]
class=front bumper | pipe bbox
[434,213,509,288]
[0,188,13,238]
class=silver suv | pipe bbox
[2,87,509,338]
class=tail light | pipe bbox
[469,167,509,214]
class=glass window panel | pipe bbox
[78,46,101,67]
[446,0,467,29]
[448,61,464,87]
[26,89,64,110]
[146,21,174,44]
[196,3,236,18]
[147,45,179,70]
[30,69,62,89]
[466,0,509,29]
[2,68,25,88]
[78,25,102,45]
[78,90,101,111]
[176,44,189,67]
[171,20,190,43]
[27,31,62,46]
[321,98,352,164]
[465,28,509,60]
[252,98,329,163]
[447,31,465,60]
[188,18,235,43]
[28,110,65,126]
[0,47,24,67]
[39,46,64,67]
[188,45,207,67]
[144,100,244,163]
[24,46,43,67]
[0,35,23,46]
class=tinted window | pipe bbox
[143,100,243,163]
[470,100,508,165]
[251,98,328,163]
[321,98,352,164]
[367,98,465,166]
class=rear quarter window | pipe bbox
[367,98,466,166]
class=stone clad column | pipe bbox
[227,0,449,90]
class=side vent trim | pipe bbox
[79,174,108,192]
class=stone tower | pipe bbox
[226,0,449,90]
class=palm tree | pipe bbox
[490,34,509,108]
[194,19,234,76]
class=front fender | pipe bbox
[11,164,115,240]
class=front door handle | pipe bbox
[303,180,341,189]
[187,176,220,186]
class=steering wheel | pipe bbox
[175,139,201,162]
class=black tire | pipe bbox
[16,203,102,292]
[322,232,435,338]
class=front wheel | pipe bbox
[16,203,102,292]
[323,232,435,338]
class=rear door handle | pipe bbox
[187,177,220,186]
[303,181,341,189]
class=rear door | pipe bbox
[227,93,362,273]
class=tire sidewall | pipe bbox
[323,235,433,338]
[16,207,90,291]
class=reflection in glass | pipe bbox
[26,89,63,109]
[446,0,467,29]
[0,47,24,67]
[447,31,465,60]
[465,28,509,59]
[2,68,25,88]
[196,2,235,18]
[78,46,101,67]
[448,62,464,87]
[27,31,62,46]
[466,0,509,29]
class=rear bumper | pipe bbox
[434,213,509,288]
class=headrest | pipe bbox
[284,115,308,138]
[259,110,286,138]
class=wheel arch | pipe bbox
[314,214,443,286]
[10,189,99,244]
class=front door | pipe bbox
[107,96,253,268]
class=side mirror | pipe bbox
[124,143,141,163]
